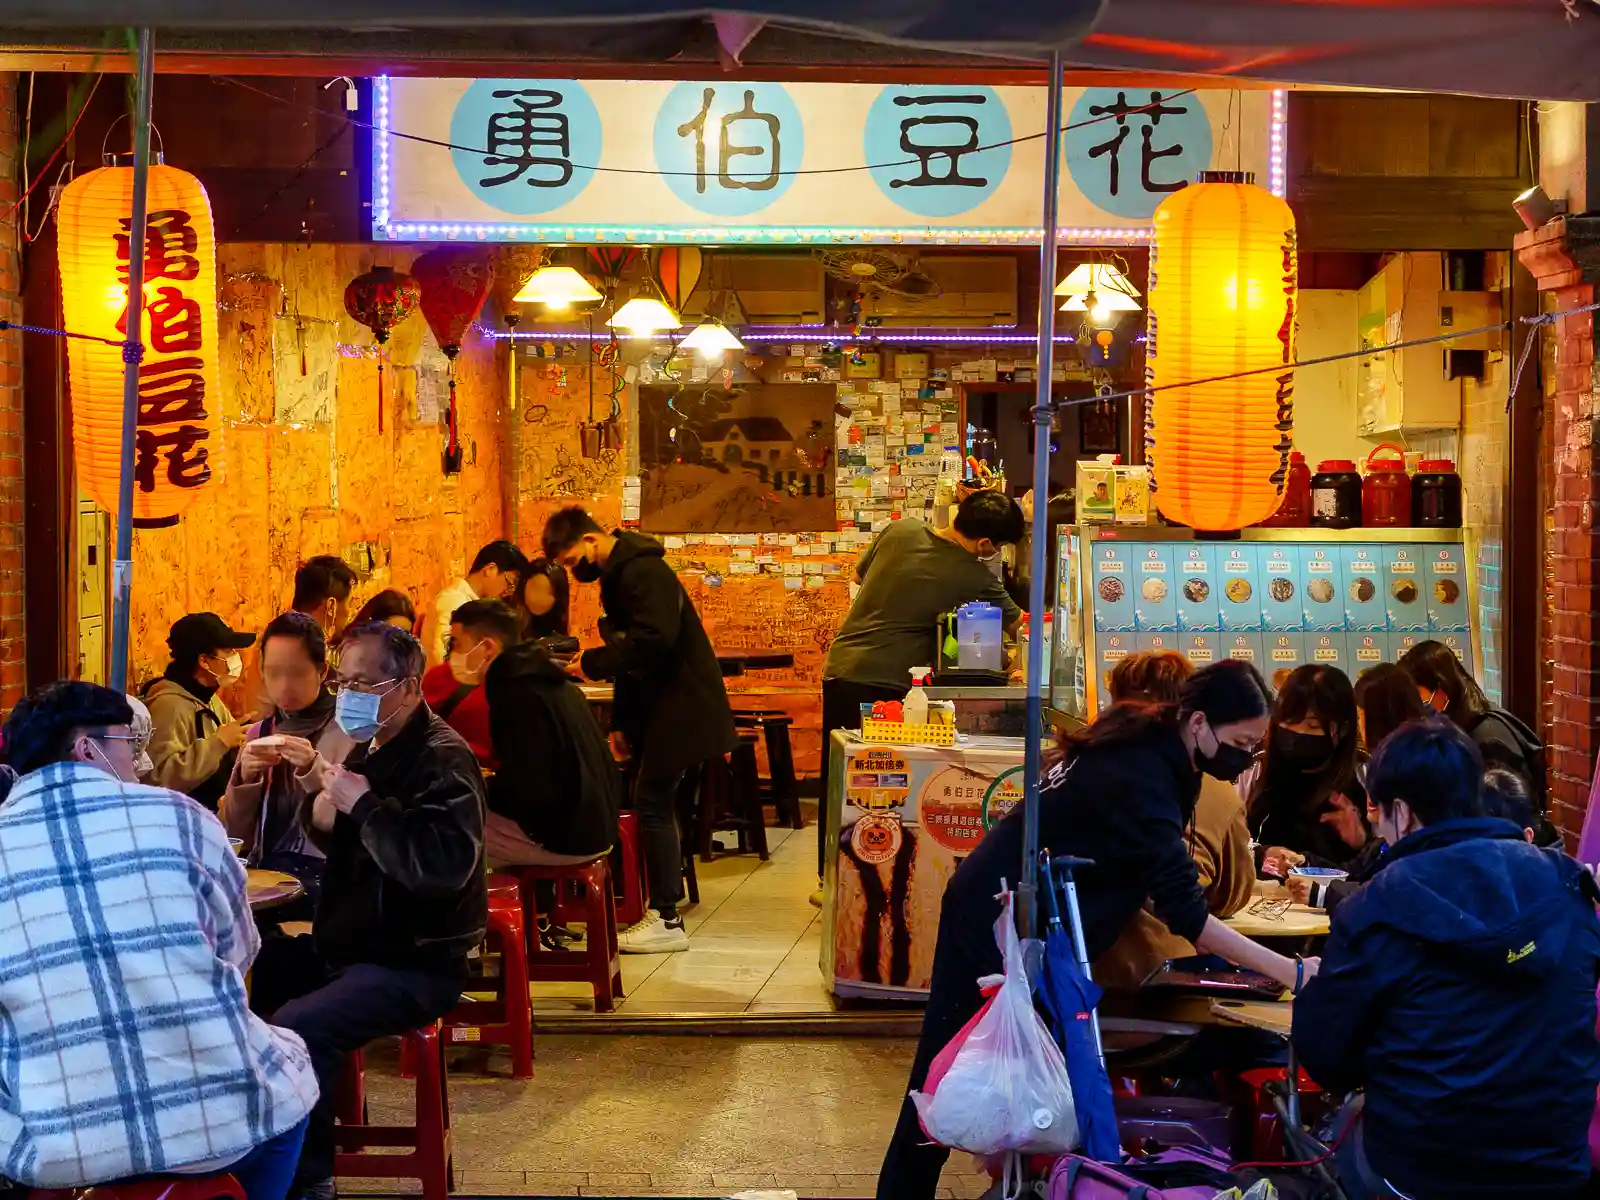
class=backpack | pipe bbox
[1047,1146,1235,1200]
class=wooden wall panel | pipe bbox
[1290,93,1529,251]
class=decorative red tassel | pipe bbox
[377,360,385,434]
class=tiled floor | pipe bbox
[352,1035,990,1198]
[532,825,838,1016]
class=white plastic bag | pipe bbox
[910,891,1079,1156]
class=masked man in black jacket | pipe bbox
[544,507,735,954]
[250,622,487,1200]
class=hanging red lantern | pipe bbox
[412,247,492,474]
[343,265,421,434]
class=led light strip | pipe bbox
[484,326,1084,345]
[372,78,1293,243]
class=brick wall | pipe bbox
[1515,216,1600,845]
[0,74,23,715]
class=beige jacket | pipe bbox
[1093,774,1257,991]
[143,677,237,799]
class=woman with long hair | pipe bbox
[349,588,417,633]
[516,557,572,643]
[1400,640,1547,812]
[1094,651,1257,990]
[1354,662,1426,757]
[1247,664,1366,872]
[878,659,1312,1200]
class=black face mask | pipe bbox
[1274,727,1335,772]
[571,556,602,584]
[1196,731,1254,783]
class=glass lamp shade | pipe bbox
[512,265,603,308]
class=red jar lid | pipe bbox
[1365,458,1408,473]
[1418,459,1457,473]
[1290,450,1306,465]
[1316,459,1356,473]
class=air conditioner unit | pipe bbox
[863,255,1019,327]
[689,253,827,325]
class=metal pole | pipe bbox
[108,29,155,695]
[1019,48,1065,940]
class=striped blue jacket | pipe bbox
[0,762,319,1187]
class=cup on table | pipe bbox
[1287,865,1347,907]
[227,838,246,860]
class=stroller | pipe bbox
[1034,852,1348,1200]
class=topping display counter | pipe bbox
[1049,525,1481,722]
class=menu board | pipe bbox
[1083,538,1474,708]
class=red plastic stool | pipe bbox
[612,812,649,928]
[335,1022,453,1200]
[515,859,623,1013]
[1230,1066,1328,1161]
[31,1177,246,1200]
[407,875,532,1079]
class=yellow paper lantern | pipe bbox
[57,162,222,528]
[1146,171,1297,532]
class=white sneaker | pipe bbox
[618,910,690,954]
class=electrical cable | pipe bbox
[212,75,1201,181]
[3,73,103,225]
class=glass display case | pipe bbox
[1050,524,1480,722]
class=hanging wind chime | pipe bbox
[412,246,492,475]
[343,264,421,434]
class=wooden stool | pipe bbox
[31,1177,246,1200]
[336,1022,453,1200]
[516,859,624,1012]
[416,875,532,1079]
[733,708,803,829]
[612,812,649,928]
[693,736,770,863]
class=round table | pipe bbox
[1223,903,1330,939]
[246,868,305,912]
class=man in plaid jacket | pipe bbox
[0,682,319,1200]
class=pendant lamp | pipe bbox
[1146,170,1297,532]
[513,265,603,309]
[608,295,681,337]
[679,319,744,356]
[1054,261,1141,304]
[57,156,223,528]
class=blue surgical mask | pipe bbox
[335,688,384,741]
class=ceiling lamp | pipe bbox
[679,319,744,356]
[513,265,603,309]
[608,295,681,337]
[1147,170,1298,532]
[1061,289,1143,324]
[1054,261,1141,303]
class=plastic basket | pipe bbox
[860,718,958,747]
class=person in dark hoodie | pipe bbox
[482,628,620,867]
[878,661,1315,1200]
[543,506,735,954]
[1293,715,1600,1200]
[1400,640,1552,832]
[249,622,486,1200]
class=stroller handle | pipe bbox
[1049,854,1097,875]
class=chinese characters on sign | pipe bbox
[388,77,1268,238]
[118,209,213,501]
[449,78,602,214]
[654,81,805,216]
[1064,87,1214,221]
[863,85,1012,218]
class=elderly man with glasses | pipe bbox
[249,621,487,1200]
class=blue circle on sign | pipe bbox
[449,79,600,216]
[1063,87,1213,220]
[863,85,1011,218]
[653,82,803,217]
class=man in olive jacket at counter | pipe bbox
[250,621,487,1200]
[544,506,735,954]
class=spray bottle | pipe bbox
[904,667,932,726]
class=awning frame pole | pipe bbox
[1019,47,1065,940]
[109,28,155,695]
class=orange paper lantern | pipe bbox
[1146,171,1297,532]
[57,162,222,528]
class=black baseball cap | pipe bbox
[168,613,256,660]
